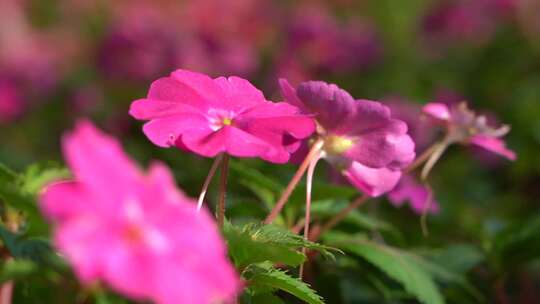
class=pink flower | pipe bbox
[280,79,415,197]
[130,69,315,163]
[39,121,240,304]
[0,79,23,123]
[388,175,439,215]
[422,102,516,160]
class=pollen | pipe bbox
[323,135,354,155]
[222,117,233,126]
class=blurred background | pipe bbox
[1,0,540,303]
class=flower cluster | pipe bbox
[39,68,517,303]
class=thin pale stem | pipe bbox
[197,155,224,211]
[217,154,230,228]
[404,141,441,174]
[0,281,13,304]
[264,138,325,224]
[420,181,434,237]
[421,141,449,180]
[299,153,322,279]
[313,195,369,241]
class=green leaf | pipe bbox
[245,266,325,304]
[19,164,70,195]
[412,249,484,302]
[0,225,52,263]
[492,215,540,267]
[310,200,401,236]
[327,233,445,304]
[224,223,338,268]
[0,259,37,282]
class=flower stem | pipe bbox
[217,154,230,228]
[0,281,13,304]
[264,138,325,224]
[312,195,369,241]
[299,153,321,279]
[197,155,224,211]
[404,141,441,174]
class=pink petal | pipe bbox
[170,69,224,104]
[147,77,211,110]
[422,102,451,121]
[142,114,210,148]
[129,98,203,120]
[470,135,516,161]
[240,102,316,139]
[342,161,402,197]
[213,76,267,110]
[63,120,141,200]
[388,175,439,214]
[40,181,88,221]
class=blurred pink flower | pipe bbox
[40,120,240,304]
[421,0,515,50]
[0,79,23,123]
[130,69,315,163]
[388,175,439,215]
[423,102,516,160]
[280,79,415,197]
[275,6,381,81]
[384,97,437,152]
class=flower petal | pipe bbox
[342,161,402,197]
[470,135,516,161]
[422,102,451,121]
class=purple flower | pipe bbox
[423,102,516,160]
[280,79,415,197]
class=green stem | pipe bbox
[217,154,230,228]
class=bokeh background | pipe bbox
[1,0,540,303]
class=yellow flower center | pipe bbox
[222,117,233,126]
[323,135,354,155]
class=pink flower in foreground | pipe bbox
[423,102,516,160]
[280,79,415,197]
[39,121,240,304]
[388,175,439,215]
[130,69,315,163]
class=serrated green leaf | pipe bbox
[328,233,445,304]
[246,266,325,304]
[224,223,305,267]
[224,223,339,267]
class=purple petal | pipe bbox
[342,161,402,197]
[296,81,357,132]
[345,120,415,169]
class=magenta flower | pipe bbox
[388,175,439,215]
[0,79,23,123]
[39,121,240,304]
[280,79,415,197]
[423,102,516,161]
[130,69,315,163]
